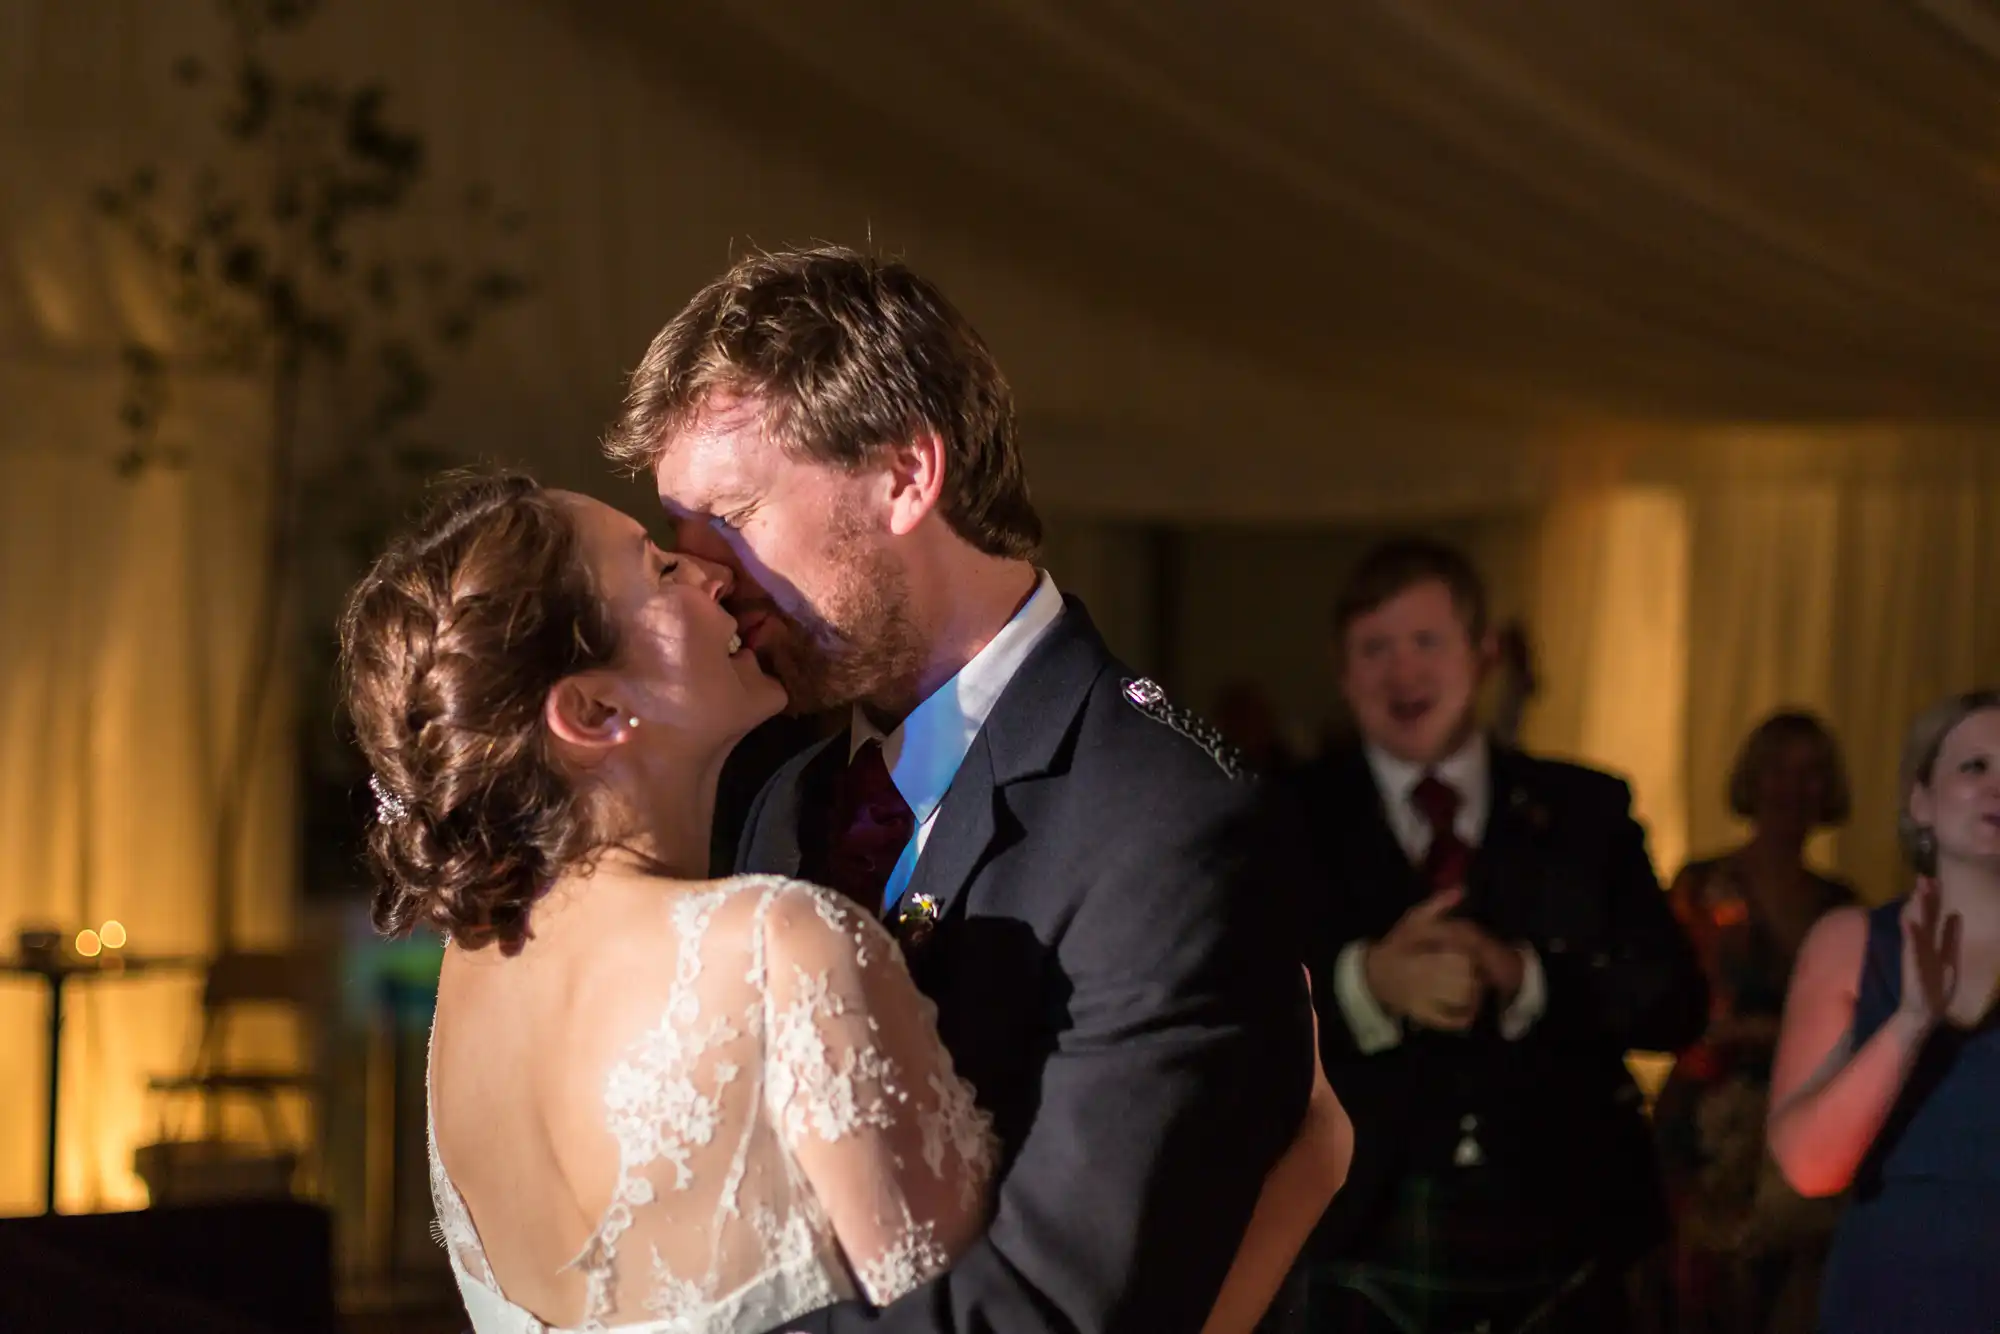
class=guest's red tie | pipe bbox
[822,741,916,911]
[1411,772,1471,891]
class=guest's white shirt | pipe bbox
[849,571,1064,912]
[1333,734,1548,1052]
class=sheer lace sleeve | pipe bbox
[760,884,996,1306]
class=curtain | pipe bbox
[1529,438,2000,914]
[2,0,299,1213]
[1681,486,1844,879]
[1529,486,1687,1097]
[1523,433,1692,879]
[0,366,294,1214]
[1683,459,2000,905]
[1514,449,2000,1096]
[1825,476,2000,902]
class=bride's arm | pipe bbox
[761,886,996,1305]
[1202,973,1351,1334]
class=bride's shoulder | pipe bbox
[711,874,869,915]
[713,876,899,965]
[603,877,893,997]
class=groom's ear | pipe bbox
[881,430,946,537]
[544,676,633,758]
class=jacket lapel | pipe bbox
[1323,744,1427,915]
[890,595,1109,931]
[891,732,1000,930]
[1465,744,1541,932]
[740,732,844,878]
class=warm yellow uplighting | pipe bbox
[75,929,102,958]
[99,920,127,949]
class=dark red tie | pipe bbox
[822,741,915,911]
[1411,772,1471,891]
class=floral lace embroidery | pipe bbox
[807,888,883,969]
[570,890,739,1322]
[426,875,996,1332]
[766,964,905,1145]
[640,1256,709,1322]
[921,1070,998,1210]
[855,1213,954,1306]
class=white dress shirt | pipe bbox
[1333,734,1547,1052]
[849,571,1065,912]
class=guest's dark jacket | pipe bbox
[1289,741,1707,1268]
[739,598,1317,1334]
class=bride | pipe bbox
[341,472,1347,1333]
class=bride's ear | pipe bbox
[544,676,634,757]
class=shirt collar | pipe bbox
[848,571,1064,822]
[1364,731,1489,812]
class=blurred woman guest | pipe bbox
[1767,691,2000,1333]
[1655,711,1856,1332]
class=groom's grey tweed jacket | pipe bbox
[738,595,1315,1334]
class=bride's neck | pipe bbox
[598,744,729,882]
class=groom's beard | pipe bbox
[765,529,923,718]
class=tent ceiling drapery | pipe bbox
[573,0,2000,425]
[17,0,2000,518]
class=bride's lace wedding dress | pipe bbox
[427,875,998,1334]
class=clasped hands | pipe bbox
[1362,888,1526,1032]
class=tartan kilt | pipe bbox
[1316,1167,1595,1333]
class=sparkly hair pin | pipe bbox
[369,774,411,825]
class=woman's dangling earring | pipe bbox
[1913,825,1939,877]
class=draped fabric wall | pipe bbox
[1681,487,1844,876]
[1524,487,1692,879]
[1822,473,2000,899]
[1684,461,2000,903]
[0,0,307,1211]
[1527,437,2000,913]
[0,368,294,1213]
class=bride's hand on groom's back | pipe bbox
[1197,968,1350,1334]
[1300,968,1350,1187]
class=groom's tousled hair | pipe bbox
[605,245,1041,559]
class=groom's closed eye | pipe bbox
[665,516,736,567]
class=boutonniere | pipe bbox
[896,891,941,948]
[1510,787,1550,830]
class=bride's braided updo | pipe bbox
[339,472,623,953]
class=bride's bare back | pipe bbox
[427,873,995,1332]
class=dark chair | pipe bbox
[142,950,320,1198]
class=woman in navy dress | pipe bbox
[1767,690,2000,1332]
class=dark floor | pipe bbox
[343,1306,465,1334]
[340,1276,464,1334]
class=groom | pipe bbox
[606,246,1316,1332]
